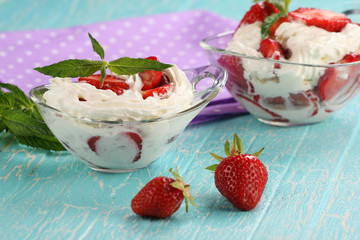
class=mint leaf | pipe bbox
[108,57,173,75]
[261,13,282,40]
[34,59,104,78]
[0,82,33,108]
[100,66,107,88]
[88,33,105,60]
[0,83,65,151]
[16,135,65,151]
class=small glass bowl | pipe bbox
[30,65,227,173]
[201,31,360,126]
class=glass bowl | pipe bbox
[30,65,227,173]
[200,31,360,126]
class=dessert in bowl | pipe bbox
[30,64,226,172]
[201,1,360,126]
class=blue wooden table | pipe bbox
[1,0,360,239]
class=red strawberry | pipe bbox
[125,132,142,162]
[206,134,268,211]
[269,16,290,36]
[318,52,360,101]
[142,83,173,99]
[79,74,129,95]
[139,56,163,90]
[288,8,351,32]
[131,167,196,218]
[259,38,285,62]
[218,55,255,94]
[236,1,279,30]
[87,136,100,153]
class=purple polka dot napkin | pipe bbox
[0,10,248,124]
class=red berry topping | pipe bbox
[125,132,143,162]
[238,1,279,28]
[79,74,129,95]
[139,56,163,90]
[206,134,268,211]
[259,38,285,60]
[141,83,173,99]
[318,53,360,101]
[87,136,100,153]
[288,8,351,32]
[269,16,290,36]
[131,168,196,218]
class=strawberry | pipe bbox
[236,1,279,30]
[218,55,255,94]
[206,134,268,211]
[131,167,196,218]
[259,38,285,63]
[125,132,142,162]
[318,52,360,101]
[87,132,143,162]
[79,74,129,95]
[141,83,173,99]
[269,16,289,37]
[139,56,163,90]
[288,8,351,32]
[87,136,100,153]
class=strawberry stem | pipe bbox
[169,167,196,213]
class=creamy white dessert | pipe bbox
[224,20,360,124]
[44,65,194,121]
[37,65,199,172]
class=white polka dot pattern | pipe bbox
[0,10,247,124]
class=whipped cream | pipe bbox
[43,65,194,121]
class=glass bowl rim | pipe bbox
[29,66,227,125]
[200,31,360,68]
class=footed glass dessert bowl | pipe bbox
[30,65,227,173]
[201,32,360,126]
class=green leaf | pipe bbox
[34,59,104,78]
[15,135,65,151]
[224,140,231,157]
[100,66,107,88]
[253,147,265,158]
[88,33,105,60]
[108,57,173,75]
[0,82,33,108]
[261,13,282,40]
[2,109,53,137]
[205,164,218,172]
[0,119,7,133]
[233,133,243,155]
[210,152,223,162]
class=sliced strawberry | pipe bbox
[259,38,285,68]
[236,1,279,30]
[87,136,100,154]
[125,132,143,162]
[269,16,289,37]
[319,53,360,101]
[79,74,129,95]
[218,55,254,94]
[259,38,285,60]
[139,56,163,90]
[142,83,173,99]
[288,8,351,32]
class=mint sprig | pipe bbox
[0,83,65,151]
[34,33,173,86]
[253,0,292,39]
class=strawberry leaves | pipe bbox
[34,33,173,87]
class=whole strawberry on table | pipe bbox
[207,134,268,211]
[131,167,196,218]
